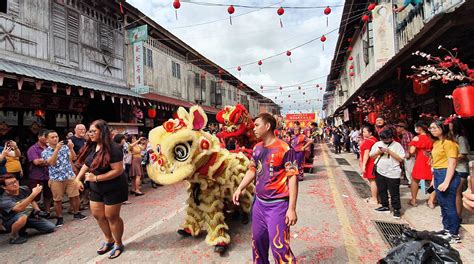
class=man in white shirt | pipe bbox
[370,129,405,219]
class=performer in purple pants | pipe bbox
[233,113,299,264]
[290,121,313,181]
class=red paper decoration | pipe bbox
[452,85,474,117]
[348,46,353,51]
[413,79,430,95]
[349,56,353,61]
[286,50,292,63]
[362,14,370,22]
[279,86,283,91]
[237,66,241,71]
[349,65,354,70]
[349,72,355,77]
[257,60,262,66]
[260,85,263,90]
[228,5,235,25]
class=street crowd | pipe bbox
[0,122,157,259]
[325,115,473,244]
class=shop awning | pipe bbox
[0,58,141,98]
[143,92,220,114]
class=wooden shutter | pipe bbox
[99,23,113,52]
[8,0,20,17]
[68,10,79,66]
[52,2,67,63]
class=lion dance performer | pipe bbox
[216,104,259,156]
[147,105,254,253]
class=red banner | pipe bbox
[285,113,315,129]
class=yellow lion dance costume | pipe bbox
[147,105,254,253]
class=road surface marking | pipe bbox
[87,205,187,263]
[321,144,361,263]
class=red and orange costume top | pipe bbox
[249,139,298,200]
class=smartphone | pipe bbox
[62,139,69,145]
[426,186,435,194]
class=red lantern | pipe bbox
[320,35,326,42]
[324,6,331,27]
[413,79,430,95]
[277,7,285,27]
[227,5,235,25]
[277,7,285,16]
[349,56,353,61]
[452,85,474,117]
[349,72,355,77]
[348,46,353,51]
[362,14,370,22]
[148,106,157,119]
[286,50,292,63]
[368,3,377,11]
[257,60,262,66]
[368,112,377,124]
[279,86,283,91]
[35,109,45,118]
[383,91,395,107]
[349,65,354,70]
[400,113,407,120]
[173,0,180,20]
[320,87,323,90]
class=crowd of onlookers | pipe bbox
[325,116,472,244]
[0,123,156,246]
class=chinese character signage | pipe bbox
[285,113,316,129]
[127,25,148,44]
[133,41,144,87]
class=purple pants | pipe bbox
[295,151,305,180]
[252,197,295,264]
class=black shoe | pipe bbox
[18,230,28,238]
[393,210,401,219]
[374,206,390,213]
[177,229,192,237]
[56,217,64,227]
[214,244,227,254]
[74,212,88,220]
[135,192,145,196]
[9,236,27,244]
[130,190,137,195]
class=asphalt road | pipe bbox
[0,143,387,264]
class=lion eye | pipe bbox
[174,142,191,162]
[156,144,161,154]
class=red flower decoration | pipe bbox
[200,138,210,150]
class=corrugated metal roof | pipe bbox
[0,59,142,98]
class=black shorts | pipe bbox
[89,182,128,205]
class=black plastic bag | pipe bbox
[378,227,462,264]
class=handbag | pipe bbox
[372,142,392,177]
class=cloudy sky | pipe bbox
[127,0,344,114]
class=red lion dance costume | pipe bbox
[216,104,259,156]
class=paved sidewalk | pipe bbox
[333,147,474,262]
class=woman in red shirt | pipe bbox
[408,121,435,208]
[360,125,378,204]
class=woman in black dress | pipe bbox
[75,120,128,259]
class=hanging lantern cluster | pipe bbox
[361,2,376,23]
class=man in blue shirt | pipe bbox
[41,130,86,227]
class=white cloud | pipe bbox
[127,0,344,114]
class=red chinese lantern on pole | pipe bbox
[227,5,235,25]
[368,112,377,124]
[412,79,430,95]
[452,85,474,117]
[257,60,263,72]
[277,7,285,27]
[286,50,292,63]
[320,35,327,51]
[173,0,180,20]
[324,6,331,27]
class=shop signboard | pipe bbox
[0,90,87,112]
[127,25,148,44]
